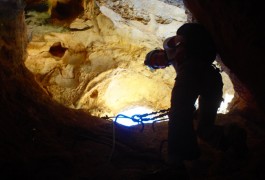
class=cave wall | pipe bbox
[23,0,240,116]
[0,1,106,174]
[183,0,265,113]
[24,0,188,116]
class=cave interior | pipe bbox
[1,0,265,179]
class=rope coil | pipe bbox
[102,108,170,132]
[104,109,170,161]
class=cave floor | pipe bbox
[10,111,264,180]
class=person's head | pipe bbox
[176,23,217,63]
[145,35,187,69]
[144,49,170,69]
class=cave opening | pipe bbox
[24,0,235,127]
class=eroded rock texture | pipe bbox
[24,0,189,117]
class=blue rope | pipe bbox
[108,109,169,161]
[113,108,170,132]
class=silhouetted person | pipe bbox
[144,23,247,179]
